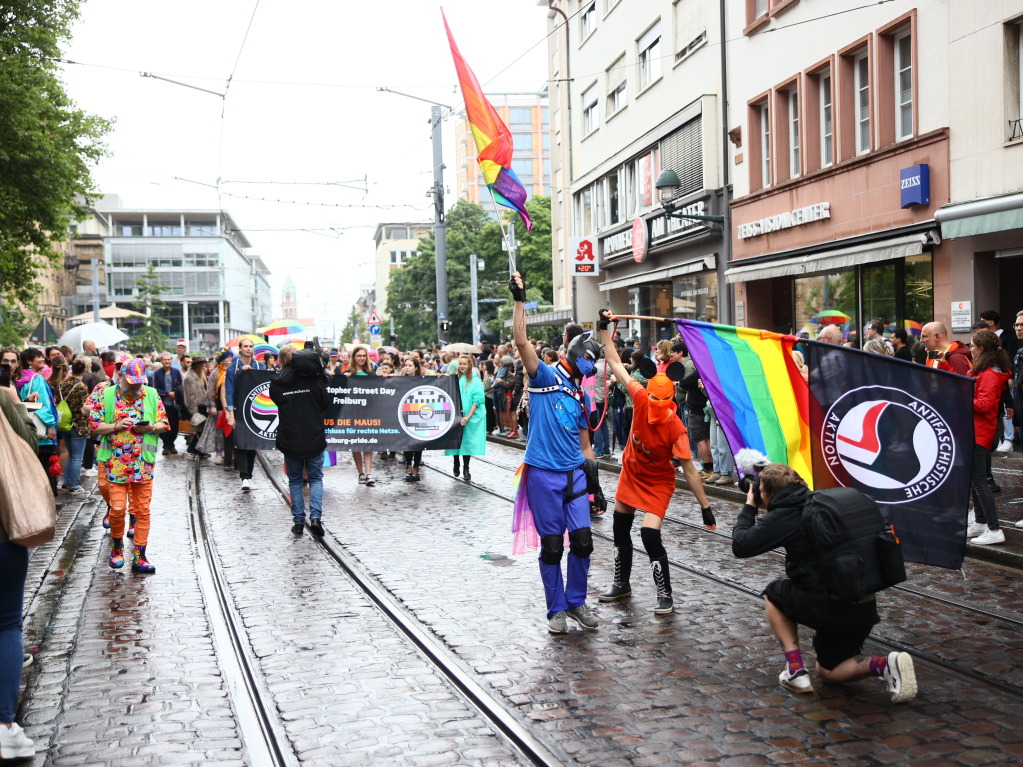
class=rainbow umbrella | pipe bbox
[261,320,307,336]
[253,342,278,361]
[812,309,851,325]
[226,334,262,348]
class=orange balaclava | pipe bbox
[646,374,676,424]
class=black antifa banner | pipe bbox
[806,343,975,570]
[231,370,465,453]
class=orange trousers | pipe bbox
[96,461,110,506]
[107,481,153,546]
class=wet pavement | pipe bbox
[14,436,1023,766]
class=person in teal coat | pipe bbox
[446,354,485,482]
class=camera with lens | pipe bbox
[737,474,762,508]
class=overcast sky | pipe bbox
[59,0,549,330]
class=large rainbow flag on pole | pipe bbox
[443,11,532,231]
[676,319,813,487]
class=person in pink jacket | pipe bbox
[966,329,1012,545]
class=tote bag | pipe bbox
[0,408,56,547]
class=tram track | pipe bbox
[253,452,566,767]
[438,450,1023,703]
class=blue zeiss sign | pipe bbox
[900,164,930,208]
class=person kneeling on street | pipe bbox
[730,462,917,704]
[270,345,329,537]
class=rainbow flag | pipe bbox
[443,12,532,231]
[676,319,812,487]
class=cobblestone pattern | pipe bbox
[199,458,527,766]
[281,445,1023,766]
[19,454,246,767]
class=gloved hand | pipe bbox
[701,506,717,531]
[597,309,612,331]
[509,272,527,303]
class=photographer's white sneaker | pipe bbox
[973,528,1005,545]
[778,666,812,693]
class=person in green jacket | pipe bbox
[446,355,485,482]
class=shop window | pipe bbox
[673,272,718,323]
[794,270,857,339]
[638,22,662,91]
[903,253,933,329]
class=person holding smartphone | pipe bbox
[90,358,169,574]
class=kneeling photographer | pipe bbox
[730,452,917,704]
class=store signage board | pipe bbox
[570,236,600,276]
[631,217,648,263]
[737,202,831,239]
[900,164,930,208]
[951,301,972,334]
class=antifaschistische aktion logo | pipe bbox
[242,382,279,441]
[820,386,954,504]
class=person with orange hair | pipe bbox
[596,310,714,615]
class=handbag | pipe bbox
[190,412,208,429]
[0,405,56,547]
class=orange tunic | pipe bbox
[616,379,691,516]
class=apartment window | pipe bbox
[581,3,597,41]
[854,51,871,155]
[509,107,532,126]
[820,70,833,167]
[512,158,534,182]
[761,103,772,187]
[659,116,703,196]
[605,0,621,13]
[673,0,707,62]
[638,22,662,90]
[606,56,627,115]
[543,132,550,152]
[756,0,767,18]
[582,82,599,134]
[577,187,594,234]
[512,133,533,153]
[788,89,800,178]
[894,29,913,140]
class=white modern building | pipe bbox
[373,222,432,326]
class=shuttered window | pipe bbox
[658,116,703,196]
[673,0,706,61]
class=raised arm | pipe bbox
[598,310,629,384]
[510,272,539,378]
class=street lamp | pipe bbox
[654,169,725,229]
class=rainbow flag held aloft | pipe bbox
[675,319,812,487]
[443,11,532,231]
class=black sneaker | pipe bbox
[309,520,324,537]
[291,523,304,535]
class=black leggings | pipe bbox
[403,451,422,468]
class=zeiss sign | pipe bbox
[900,164,930,208]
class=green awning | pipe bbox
[939,207,1023,239]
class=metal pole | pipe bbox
[182,300,190,348]
[91,256,101,322]
[218,299,225,347]
[718,0,734,325]
[432,105,449,344]
[470,253,479,345]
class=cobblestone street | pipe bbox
[14,438,1023,766]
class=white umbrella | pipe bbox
[442,342,482,355]
[57,321,129,351]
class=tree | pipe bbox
[0,1,111,316]
[0,303,35,347]
[339,306,368,345]
[386,197,553,348]
[128,264,171,353]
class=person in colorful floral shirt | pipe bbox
[89,358,169,574]
[86,352,131,531]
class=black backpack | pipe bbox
[801,487,906,603]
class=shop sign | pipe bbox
[950,301,972,334]
[631,217,648,263]
[570,236,600,276]
[900,164,930,208]
[737,202,831,239]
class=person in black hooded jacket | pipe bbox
[731,462,918,704]
[269,345,330,536]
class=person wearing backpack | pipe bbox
[731,461,917,704]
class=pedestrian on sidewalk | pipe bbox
[596,312,715,615]
[153,353,183,455]
[58,358,91,495]
[731,461,918,703]
[270,345,329,536]
[15,348,58,496]
[446,354,485,482]
[211,351,233,467]
[90,358,169,574]
[224,339,265,492]
[511,271,602,635]
[345,346,376,486]
[183,356,209,456]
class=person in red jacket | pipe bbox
[921,322,972,375]
[966,330,1012,545]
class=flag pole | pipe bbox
[611,314,677,322]
[481,178,517,275]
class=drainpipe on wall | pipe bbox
[718,0,733,325]
[548,1,577,320]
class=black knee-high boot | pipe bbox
[462,456,471,482]
[452,456,460,477]
[600,512,634,601]
[640,526,673,614]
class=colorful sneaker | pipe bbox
[779,666,813,693]
[109,539,125,569]
[131,545,156,574]
[126,514,137,538]
[102,510,110,529]
[0,722,35,760]
[882,651,917,703]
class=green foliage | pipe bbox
[128,264,171,354]
[339,306,369,344]
[386,197,553,348]
[0,0,111,310]
[0,303,36,347]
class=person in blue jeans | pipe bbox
[59,358,91,494]
[269,345,330,536]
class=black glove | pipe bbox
[509,273,527,303]
[597,309,612,331]
[701,506,717,530]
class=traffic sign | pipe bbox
[368,311,381,325]
[368,323,381,335]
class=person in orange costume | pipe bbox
[596,310,714,614]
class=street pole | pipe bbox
[432,105,449,345]
[91,256,101,323]
[470,253,479,345]
[182,300,190,348]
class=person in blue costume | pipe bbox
[511,271,605,635]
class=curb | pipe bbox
[487,435,1023,572]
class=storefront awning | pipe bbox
[502,308,574,329]
[724,233,928,284]
[935,191,1023,239]
[598,255,716,292]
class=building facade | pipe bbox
[545,0,728,345]
[372,222,431,325]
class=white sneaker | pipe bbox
[882,651,918,704]
[778,666,813,693]
[0,722,35,759]
[358,474,367,484]
[67,486,89,497]
[973,528,1006,545]
[241,479,251,492]
[966,521,988,538]
[212,454,224,465]
[995,440,1013,453]
[1015,519,1023,529]
[80,467,96,477]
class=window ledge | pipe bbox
[743,15,770,36]
[672,37,708,69]
[581,126,599,142]
[636,75,663,99]
[579,28,596,49]
[603,1,621,20]
[605,103,628,123]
